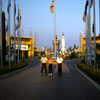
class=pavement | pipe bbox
[0,60,100,100]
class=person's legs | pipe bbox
[44,64,47,74]
[48,64,50,73]
[51,64,52,75]
[58,64,62,76]
[58,64,60,73]
[41,64,44,75]
[60,64,62,73]
[49,64,52,75]
[50,64,52,73]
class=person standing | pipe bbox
[40,54,48,76]
[47,56,54,76]
[56,54,63,76]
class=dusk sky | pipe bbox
[3,0,100,49]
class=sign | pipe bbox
[16,45,28,51]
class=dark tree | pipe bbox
[2,11,6,65]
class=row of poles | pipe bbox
[83,0,98,66]
[0,0,21,66]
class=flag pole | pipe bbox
[19,10,21,61]
[8,0,11,66]
[17,5,19,63]
[85,16,88,64]
[0,0,2,66]
[87,0,92,65]
[54,0,56,58]
[93,0,96,67]
[14,0,16,64]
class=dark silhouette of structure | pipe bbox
[2,11,6,65]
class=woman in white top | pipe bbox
[56,54,63,76]
[40,54,48,75]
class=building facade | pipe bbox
[81,35,100,56]
[10,36,34,59]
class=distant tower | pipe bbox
[52,35,60,51]
[34,31,37,47]
[61,32,66,55]
[22,25,24,36]
[80,30,82,47]
[29,27,32,37]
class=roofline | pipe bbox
[10,35,33,39]
[82,35,100,39]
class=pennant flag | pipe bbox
[85,0,88,15]
[92,22,94,33]
[17,7,20,23]
[14,0,16,15]
[90,0,93,8]
[83,0,88,22]
[50,0,54,14]
[7,0,11,13]
[19,10,21,25]
[83,11,87,22]
[16,6,21,29]
[6,20,8,32]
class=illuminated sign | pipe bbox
[16,45,28,51]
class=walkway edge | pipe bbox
[0,63,31,79]
[75,64,100,92]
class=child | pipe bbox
[40,54,48,76]
[56,54,63,76]
[47,56,53,76]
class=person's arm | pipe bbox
[56,58,58,67]
[61,58,63,67]
[56,61,58,68]
[46,58,48,67]
[40,61,42,67]
[40,58,42,67]
[61,62,63,67]
[52,60,54,64]
[46,60,48,67]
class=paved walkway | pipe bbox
[0,60,100,100]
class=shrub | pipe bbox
[77,59,100,85]
[0,59,29,75]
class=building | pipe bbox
[52,40,60,52]
[34,46,42,59]
[10,36,34,59]
[81,35,100,56]
[74,46,82,57]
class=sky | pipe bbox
[2,0,100,50]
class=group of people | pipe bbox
[40,54,63,76]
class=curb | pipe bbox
[75,64,100,92]
[0,64,31,79]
